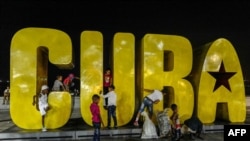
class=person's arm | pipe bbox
[74,76,80,80]
[95,105,105,127]
[99,114,105,127]
[144,89,154,93]
[99,91,110,98]
[154,99,160,104]
[171,114,177,129]
[62,85,66,91]
[61,83,66,91]
[110,77,113,85]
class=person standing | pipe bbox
[90,94,104,141]
[103,68,113,109]
[52,75,66,91]
[2,86,10,105]
[100,85,117,129]
[170,103,182,141]
[33,85,50,132]
[133,88,168,127]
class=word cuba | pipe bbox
[9,28,245,129]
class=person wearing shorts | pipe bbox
[38,85,50,132]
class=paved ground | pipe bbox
[52,133,224,141]
[1,96,249,141]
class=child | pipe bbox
[170,103,181,141]
[133,88,168,127]
[90,94,104,141]
[100,85,117,129]
[33,85,50,132]
[103,68,113,109]
[52,75,66,91]
[63,73,80,93]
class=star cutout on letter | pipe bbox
[207,61,236,92]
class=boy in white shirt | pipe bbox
[100,85,117,129]
[133,88,168,127]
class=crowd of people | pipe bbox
[88,67,205,141]
[2,68,204,140]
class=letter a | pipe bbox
[228,129,235,136]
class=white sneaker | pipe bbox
[42,127,47,132]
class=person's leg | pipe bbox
[40,105,47,131]
[111,106,117,128]
[196,119,204,140]
[41,115,47,131]
[103,87,109,110]
[7,95,9,104]
[171,128,176,141]
[93,122,101,141]
[97,123,101,141]
[93,122,97,141]
[107,106,111,129]
[42,115,45,127]
[133,99,146,126]
[134,97,152,126]
[148,103,153,119]
[176,129,181,141]
[2,95,6,104]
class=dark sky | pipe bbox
[1,0,250,85]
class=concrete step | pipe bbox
[0,123,223,140]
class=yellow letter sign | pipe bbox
[193,38,246,123]
[10,27,72,129]
[113,33,135,126]
[80,31,104,126]
[9,28,246,129]
[141,34,194,123]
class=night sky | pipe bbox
[1,1,250,90]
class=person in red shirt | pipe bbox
[103,68,113,109]
[90,94,104,141]
[63,73,79,93]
